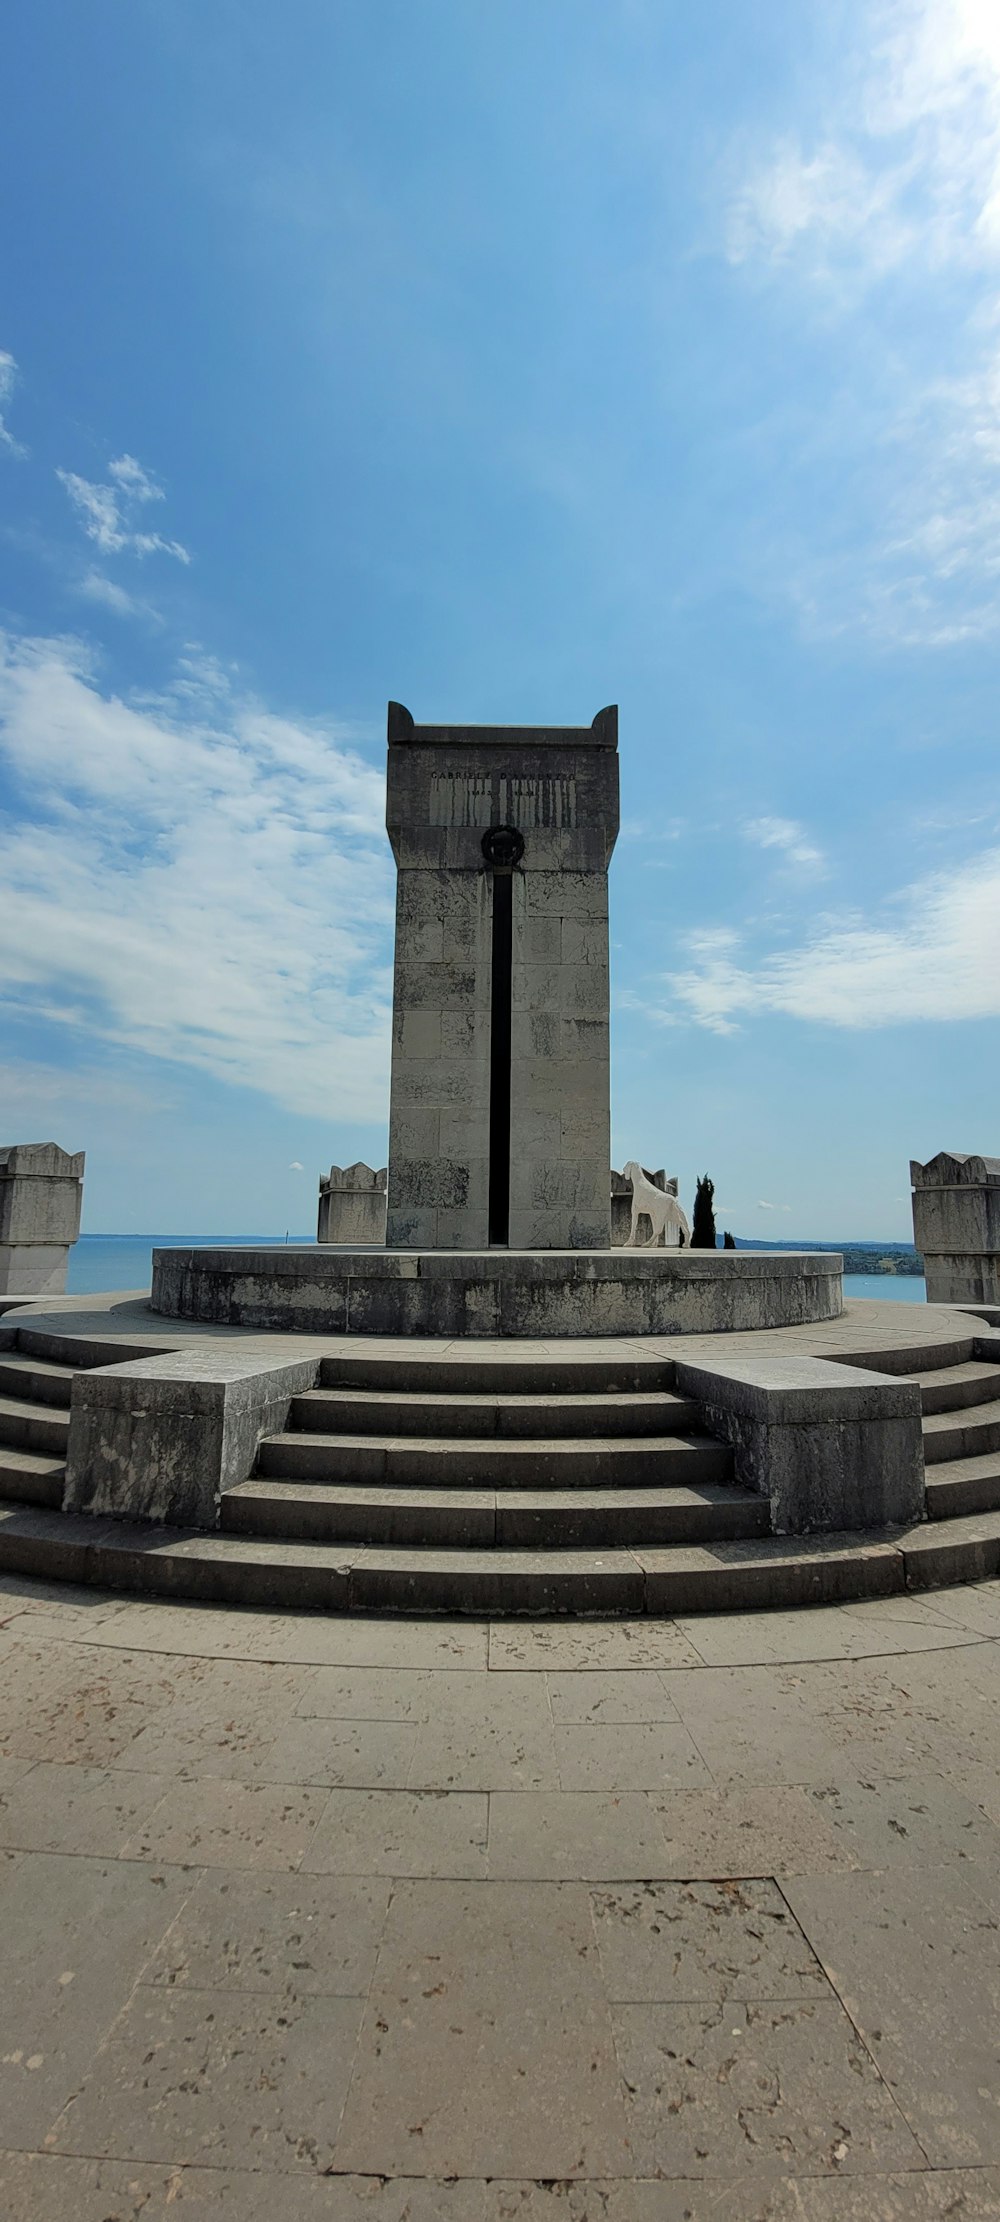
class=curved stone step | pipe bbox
[290,1386,701,1440]
[5,1497,1000,1612]
[0,1448,65,1507]
[0,1354,78,1408]
[915,1361,1000,1415]
[316,1352,678,1396]
[925,1453,1000,1519]
[255,1430,733,1490]
[222,1477,769,1549]
[922,1398,1000,1464]
[14,1324,168,1369]
[0,1394,70,1458]
[837,1335,976,1377]
[0,1504,913,1613]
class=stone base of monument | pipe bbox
[4,1292,1000,1615]
[150,1243,843,1338]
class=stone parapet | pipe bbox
[64,1345,320,1529]
[318,1163,387,1246]
[150,1243,843,1339]
[675,1352,925,1534]
[911,1152,1000,1305]
[0,1143,85,1297]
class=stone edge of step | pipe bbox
[1,1502,999,1614]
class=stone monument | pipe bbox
[384,701,619,1249]
[152,701,842,1336]
[0,1142,85,1296]
[911,1152,1000,1306]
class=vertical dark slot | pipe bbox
[488,870,513,1244]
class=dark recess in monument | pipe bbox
[482,825,524,1244]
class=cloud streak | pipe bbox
[0,350,27,458]
[57,453,190,563]
[0,632,393,1119]
[744,816,825,870]
[724,0,1000,643]
[660,844,1000,1033]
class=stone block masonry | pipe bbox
[0,1142,85,1296]
[674,1353,925,1534]
[911,1152,1000,1307]
[384,704,619,1250]
[318,1164,387,1245]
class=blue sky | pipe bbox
[2,0,999,1240]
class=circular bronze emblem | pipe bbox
[481,825,525,868]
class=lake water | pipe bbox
[65,1238,926,1305]
[67,1235,313,1295]
[843,1272,924,1303]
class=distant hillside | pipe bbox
[734,1239,924,1276]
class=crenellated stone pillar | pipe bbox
[0,1143,85,1296]
[911,1152,1000,1306]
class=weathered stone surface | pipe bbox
[336,1880,633,2178]
[384,706,619,1249]
[52,1985,365,2170]
[144,1871,392,1994]
[317,1163,386,1245]
[675,1353,925,1533]
[63,1347,321,1527]
[912,1151,1000,1305]
[784,1866,1000,2167]
[0,1849,191,2147]
[590,1879,828,2001]
[613,1995,922,2178]
[0,1143,85,1297]
[151,1244,843,1339]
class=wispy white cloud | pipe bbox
[729,0,1000,282]
[77,570,159,622]
[57,453,190,563]
[660,843,1000,1033]
[744,815,825,870]
[0,350,27,458]
[728,139,915,277]
[0,631,393,1119]
[724,1,1000,642]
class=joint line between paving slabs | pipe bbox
[772,1876,936,2169]
[320,1877,396,2171]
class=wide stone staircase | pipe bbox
[0,1345,78,1508]
[2,1317,1000,1612]
[224,1349,765,1557]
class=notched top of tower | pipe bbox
[387,702,618,751]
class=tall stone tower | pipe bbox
[385,703,619,1250]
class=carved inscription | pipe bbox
[429,773,578,830]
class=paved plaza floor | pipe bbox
[2,1573,1000,2217]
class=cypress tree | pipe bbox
[691,1175,717,1250]
[723,1230,736,1249]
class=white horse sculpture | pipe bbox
[623,1161,691,1249]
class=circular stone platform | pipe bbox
[150,1243,843,1338]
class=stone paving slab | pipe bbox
[145,1869,392,1995]
[613,1995,924,2178]
[784,1866,1000,2168]
[7,2157,1000,2221]
[50,1985,366,2171]
[0,1849,194,2149]
[589,1878,829,2001]
[3,1570,1000,2209]
[335,1880,634,2180]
